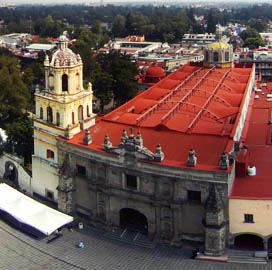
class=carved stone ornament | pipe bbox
[102,128,164,162]
[83,129,92,145]
[219,152,229,170]
[187,148,197,167]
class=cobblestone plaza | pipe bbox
[0,220,271,270]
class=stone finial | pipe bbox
[65,124,73,139]
[55,58,60,67]
[102,134,112,150]
[83,129,92,145]
[129,127,134,138]
[187,148,197,167]
[88,82,93,93]
[154,144,164,161]
[120,129,128,145]
[219,152,229,170]
[44,54,49,66]
[135,131,143,148]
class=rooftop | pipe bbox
[62,62,253,172]
[230,81,272,199]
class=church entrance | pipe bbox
[234,234,264,250]
[120,208,148,234]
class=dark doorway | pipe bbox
[120,208,148,234]
[234,234,264,250]
[3,161,19,188]
[268,237,272,254]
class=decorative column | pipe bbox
[204,185,226,256]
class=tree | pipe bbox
[239,28,265,49]
[248,19,267,33]
[4,114,33,165]
[206,10,217,34]
[0,55,30,126]
[112,14,126,37]
[240,28,260,41]
[97,52,138,106]
[244,37,265,49]
[92,71,114,113]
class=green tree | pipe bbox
[240,28,260,41]
[112,14,126,37]
[92,71,114,113]
[206,10,217,34]
[4,114,33,165]
[248,19,267,32]
[97,52,138,106]
[244,37,265,49]
[0,55,30,125]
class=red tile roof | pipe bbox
[61,62,254,172]
[230,82,272,199]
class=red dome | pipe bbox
[146,66,165,78]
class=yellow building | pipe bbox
[32,34,95,203]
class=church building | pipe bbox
[32,34,95,203]
[32,29,255,256]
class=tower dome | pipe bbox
[49,34,80,67]
[204,25,233,68]
[146,66,165,78]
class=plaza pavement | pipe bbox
[0,219,271,270]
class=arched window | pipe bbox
[78,105,83,121]
[56,112,60,126]
[214,52,219,62]
[72,112,75,124]
[47,107,53,123]
[62,74,68,92]
[87,105,90,117]
[46,149,54,159]
[40,107,43,119]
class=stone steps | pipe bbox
[104,229,155,248]
[227,249,267,264]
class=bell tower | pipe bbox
[32,33,95,203]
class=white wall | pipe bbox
[0,153,32,194]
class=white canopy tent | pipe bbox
[0,183,73,235]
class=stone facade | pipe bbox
[57,130,231,250]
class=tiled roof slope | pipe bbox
[63,62,253,172]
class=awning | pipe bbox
[0,183,73,235]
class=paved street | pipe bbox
[0,219,271,270]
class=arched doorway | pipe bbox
[78,105,83,121]
[234,234,264,250]
[3,161,18,187]
[120,208,148,234]
[47,107,53,123]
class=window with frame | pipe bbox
[244,214,254,223]
[46,149,54,159]
[213,51,219,62]
[40,107,43,119]
[76,164,86,177]
[188,190,201,202]
[126,174,137,190]
[45,189,54,200]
